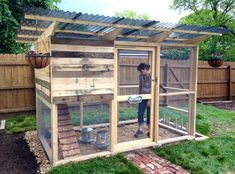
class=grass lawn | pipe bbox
[48,154,143,174]
[155,103,235,174]
[5,103,235,173]
[5,115,36,134]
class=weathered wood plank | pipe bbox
[36,83,50,96]
[52,51,114,59]
[52,77,113,85]
[35,78,51,89]
[52,58,114,65]
[51,44,114,53]
[36,89,50,103]
[52,88,114,97]
[53,94,113,104]
[51,37,114,46]
[52,64,113,72]
[52,71,113,78]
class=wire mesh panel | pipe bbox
[37,98,51,147]
[160,48,191,94]
[119,50,150,96]
[158,95,190,141]
[116,49,153,144]
[159,95,189,139]
[117,101,152,143]
[57,101,111,159]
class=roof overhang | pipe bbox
[16,6,229,47]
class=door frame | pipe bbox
[110,44,161,153]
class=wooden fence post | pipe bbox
[164,63,169,105]
[228,65,232,100]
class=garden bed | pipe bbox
[0,133,38,174]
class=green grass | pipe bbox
[70,105,186,126]
[48,154,143,174]
[70,106,139,126]
[155,135,235,174]
[5,115,36,134]
[155,103,235,174]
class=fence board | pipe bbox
[0,54,35,116]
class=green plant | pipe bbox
[0,0,61,54]
[48,154,143,174]
[5,115,36,134]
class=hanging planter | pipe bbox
[208,57,224,68]
[25,50,51,69]
[207,53,224,68]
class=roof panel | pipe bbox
[17,6,229,43]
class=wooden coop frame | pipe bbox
[16,7,227,166]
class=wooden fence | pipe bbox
[0,54,234,115]
[0,54,35,117]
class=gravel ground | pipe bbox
[75,123,181,156]
[24,131,51,174]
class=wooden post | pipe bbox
[110,48,118,152]
[154,46,161,143]
[150,49,156,141]
[80,102,84,129]
[188,46,198,137]
[51,104,58,166]
[228,65,232,100]
[164,63,169,105]
[35,95,40,134]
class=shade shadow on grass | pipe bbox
[48,154,143,174]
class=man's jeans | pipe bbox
[138,100,150,126]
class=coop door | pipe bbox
[113,46,157,151]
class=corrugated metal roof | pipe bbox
[17,6,229,44]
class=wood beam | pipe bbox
[20,26,45,31]
[16,40,32,43]
[37,21,58,42]
[18,27,208,44]
[101,28,123,40]
[17,34,35,38]
[18,31,188,42]
[145,31,172,42]
[24,14,222,36]
[181,35,209,44]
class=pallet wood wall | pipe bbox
[0,54,35,116]
[34,37,52,103]
[50,38,114,98]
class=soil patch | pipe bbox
[205,101,235,110]
[0,133,38,174]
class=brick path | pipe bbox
[126,149,189,174]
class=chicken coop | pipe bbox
[16,6,227,166]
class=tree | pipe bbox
[0,0,61,54]
[115,10,152,20]
[171,0,235,61]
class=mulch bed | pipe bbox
[0,133,38,174]
[76,123,181,156]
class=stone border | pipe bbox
[0,120,6,134]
